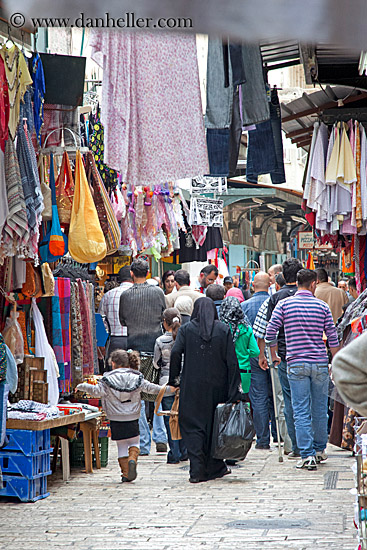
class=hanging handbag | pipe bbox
[41,262,55,297]
[68,150,107,263]
[155,385,182,440]
[85,152,121,255]
[139,352,161,402]
[55,150,74,226]
[39,153,68,264]
[38,155,52,222]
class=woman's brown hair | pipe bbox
[163,308,181,340]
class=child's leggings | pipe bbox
[116,436,140,458]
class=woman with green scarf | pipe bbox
[219,296,259,393]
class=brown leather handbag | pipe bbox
[55,151,74,226]
[155,385,182,440]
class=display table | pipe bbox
[6,411,102,480]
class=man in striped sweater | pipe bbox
[265,269,339,471]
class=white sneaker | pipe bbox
[296,456,317,471]
[315,451,328,463]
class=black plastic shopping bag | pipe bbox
[211,401,255,460]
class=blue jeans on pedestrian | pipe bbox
[287,362,329,459]
[139,401,168,455]
[162,396,188,463]
[278,360,299,454]
[249,358,275,447]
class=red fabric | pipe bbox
[0,57,9,152]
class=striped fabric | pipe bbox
[265,290,338,366]
[85,152,121,255]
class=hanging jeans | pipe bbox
[240,43,270,126]
[269,87,286,184]
[206,129,230,176]
[246,87,286,184]
[205,38,233,129]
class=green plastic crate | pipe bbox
[69,436,109,468]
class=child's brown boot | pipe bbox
[126,446,140,481]
[118,457,129,482]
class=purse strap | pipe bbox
[154,385,179,416]
[56,151,73,200]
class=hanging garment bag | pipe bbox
[68,150,107,263]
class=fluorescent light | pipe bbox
[267,203,285,213]
[291,215,307,224]
[252,198,263,205]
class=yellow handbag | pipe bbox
[68,150,107,263]
[154,385,182,440]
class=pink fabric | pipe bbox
[226,288,244,303]
[89,31,209,185]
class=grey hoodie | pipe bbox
[76,368,169,421]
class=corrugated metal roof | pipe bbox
[281,86,367,149]
[260,40,300,69]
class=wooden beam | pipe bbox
[291,131,313,144]
[286,127,314,139]
[297,138,312,147]
[282,91,367,123]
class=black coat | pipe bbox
[169,319,241,480]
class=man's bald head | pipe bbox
[253,272,270,292]
[268,264,282,285]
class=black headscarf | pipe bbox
[219,296,249,342]
[191,297,218,342]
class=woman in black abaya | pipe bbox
[169,297,241,483]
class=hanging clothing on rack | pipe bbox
[0,45,32,140]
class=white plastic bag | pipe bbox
[2,310,24,365]
[31,298,59,406]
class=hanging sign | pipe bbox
[191,176,227,195]
[298,231,314,249]
[189,197,223,227]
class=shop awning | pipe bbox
[281,86,367,149]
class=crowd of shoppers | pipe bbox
[95,256,358,482]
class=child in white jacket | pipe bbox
[76,349,172,482]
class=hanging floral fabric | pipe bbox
[0,45,32,140]
[89,107,118,189]
[89,31,209,184]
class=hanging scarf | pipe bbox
[219,296,249,342]
[2,138,30,258]
[31,53,45,144]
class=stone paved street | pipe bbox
[0,442,357,550]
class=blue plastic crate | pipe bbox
[0,450,51,479]
[0,474,49,502]
[5,429,51,455]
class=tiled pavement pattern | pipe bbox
[0,443,357,550]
